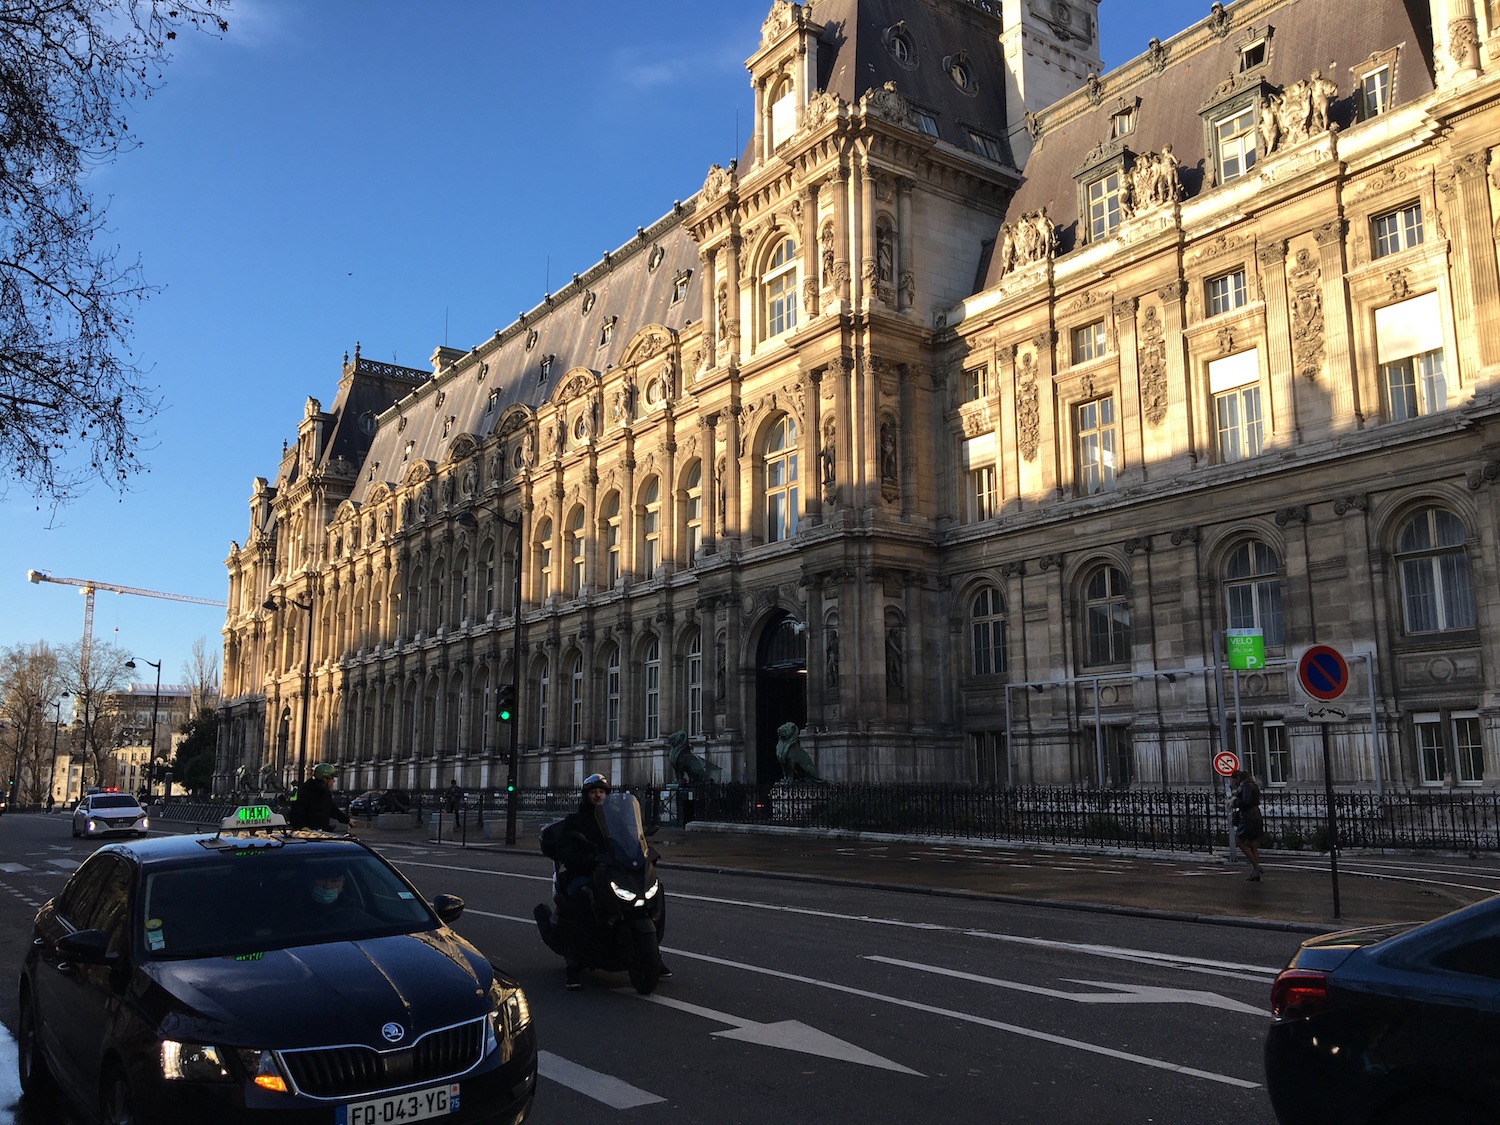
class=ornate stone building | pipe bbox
[219,0,1500,796]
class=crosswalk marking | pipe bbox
[538,1051,664,1108]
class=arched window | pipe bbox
[536,517,553,600]
[639,476,661,576]
[605,646,621,742]
[764,414,799,542]
[1398,508,1475,633]
[644,637,661,740]
[455,548,470,623]
[535,659,549,747]
[482,539,496,616]
[602,492,622,587]
[683,460,703,563]
[568,506,586,595]
[569,656,584,745]
[1082,564,1131,666]
[970,587,1008,675]
[763,237,799,339]
[1224,541,1284,648]
[686,631,703,737]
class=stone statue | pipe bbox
[667,729,722,784]
[825,629,839,690]
[1258,95,1281,155]
[234,764,249,792]
[258,762,278,791]
[1308,69,1337,135]
[774,722,825,784]
[886,624,905,691]
[880,421,898,483]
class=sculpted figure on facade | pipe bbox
[1308,69,1337,134]
[860,81,912,129]
[521,427,536,467]
[701,162,736,203]
[1289,248,1326,380]
[1017,365,1041,461]
[821,422,836,501]
[825,627,839,690]
[1258,95,1281,155]
[1138,305,1169,426]
[1001,209,1057,275]
[1132,147,1182,209]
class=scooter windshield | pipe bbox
[600,793,650,870]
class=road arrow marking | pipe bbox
[537,1051,665,1109]
[639,993,922,1074]
[866,956,1265,1016]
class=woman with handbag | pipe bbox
[1229,768,1265,881]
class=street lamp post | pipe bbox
[49,692,70,806]
[456,505,524,845]
[263,596,315,784]
[125,659,161,799]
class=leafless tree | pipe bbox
[0,641,65,804]
[0,0,229,505]
[181,635,221,718]
[58,639,132,790]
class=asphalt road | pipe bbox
[0,812,1304,1124]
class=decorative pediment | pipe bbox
[495,405,532,439]
[621,325,676,368]
[444,433,479,464]
[366,482,391,505]
[401,460,435,487]
[558,370,599,403]
[760,0,799,48]
[701,162,737,203]
[859,82,913,129]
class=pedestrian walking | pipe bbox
[1229,768,1264,880]
[445,778,465,830]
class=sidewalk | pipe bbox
[342,813,1499,936]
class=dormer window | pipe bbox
[1110,104,1137,139]
[1239,38,1267,71]
[539,355,554,383]
[487,389,500,411]
[671,270,692,303]
[770,77,796,149]
[913,107,940,137]
[967,129,1004,162]
[944,53,975,94]
[884,23,917,67]
[599,317,617,347]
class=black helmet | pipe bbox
[582,773,611,794]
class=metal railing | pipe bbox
[154,783,1500,854]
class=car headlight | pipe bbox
[86,820,97,832]
[161,1040,233,1082]
[485,987,531,1056]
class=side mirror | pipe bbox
[432,894,465,925]
[56,928,118,966]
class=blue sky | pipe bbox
[2,0,1211,685]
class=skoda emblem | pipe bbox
[381,1022,405,1043]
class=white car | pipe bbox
[71,793,149,838]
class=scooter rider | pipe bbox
[545,773,670,989]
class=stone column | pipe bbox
[1256,241,1296,439]
[859,157,877,308]
[833,164,851,303]
[1312,221,1353,428]
[726,234,743,364]
[699,246,718,371]
[807,367,826,522]
[801,183,820,321]
[701,413,719,550]
[895,178,913,312]
[1450,151,1500,370]
[724,406,742,547]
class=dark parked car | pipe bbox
[349,789,412,816]
[1265,896,1500,1125]
[17,806,536,1124]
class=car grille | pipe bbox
[279,1020,484,1098]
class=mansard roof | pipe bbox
[978,0,1436,290]
[348,204,701,505]
[807,0,1013,162]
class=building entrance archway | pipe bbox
[754,612,806,783]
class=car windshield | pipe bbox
[139,848,438,959]
[91,795,140,810]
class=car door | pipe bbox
[42,854,137,1089]
[31,855,110,1090]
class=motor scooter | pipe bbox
[534,791,668,994]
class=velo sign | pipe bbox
[1213,751,1240,777]
[1298,645,1350,701]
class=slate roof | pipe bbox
[979,0,1436,291]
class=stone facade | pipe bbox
[218,0,1500,796]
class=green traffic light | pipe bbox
[498,709,511,722]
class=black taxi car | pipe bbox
[16,806,536,1124]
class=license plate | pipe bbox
[335,1083,459,1125]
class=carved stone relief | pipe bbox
[1138,305,1168,426]
[1288,247,1325,380]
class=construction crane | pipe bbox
[27,569,226,680]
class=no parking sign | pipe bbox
[1298,645,1350,702]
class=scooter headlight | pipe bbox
[609,881,637,902]
[643,879,661,899]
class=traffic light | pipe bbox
[496,683,515,723]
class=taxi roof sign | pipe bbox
[219,805,288,832]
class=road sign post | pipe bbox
[1297,646,1349,918]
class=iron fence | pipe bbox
[159,783,1500,854]
[668,782,1500,854]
